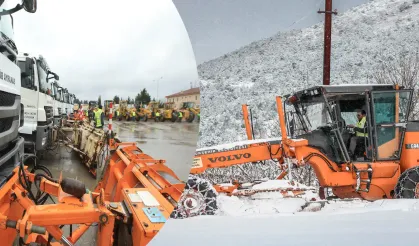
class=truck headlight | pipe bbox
[42,137,47,146]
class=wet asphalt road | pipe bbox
[112,120,199,182]
[17,120,198,245]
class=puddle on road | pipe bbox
[172,141,198,147]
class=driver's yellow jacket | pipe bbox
[355,116,367,137]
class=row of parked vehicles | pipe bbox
[1,10,76,160]
[18,53,76,153]
[108,100,200,123]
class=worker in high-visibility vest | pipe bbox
[94,106,104,129]
[155,111,161,122]
[131,109,136,121]
[348,109,368,160]
[178,111,183,122]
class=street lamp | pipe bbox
[154,76,163,101]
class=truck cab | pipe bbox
[50,80,62,126]
[57,86,63,118]
[62,88,71,117]
[17,53,54,152]
[68,93,75,116]
[0,0,37,184]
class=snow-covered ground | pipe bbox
[153,199,419,246]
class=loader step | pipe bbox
[354,163,373,193]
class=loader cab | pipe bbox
[284,84,413,164]
[182,102,195,109]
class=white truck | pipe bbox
[0,0,37,184]
[62,87,71,117]
[57,86,66,118]
[50,78,62,126]
[17,53,55,153]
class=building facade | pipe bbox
[166,87,200,109]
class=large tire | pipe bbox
[170,175,218,219]
[171,112,178,122]
[187,112,195,123]
[394,166,419,198]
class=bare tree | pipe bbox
[374,50,419,120]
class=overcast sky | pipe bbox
[11,0,198,102]
[173,0,369,64]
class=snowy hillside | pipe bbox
[198,0,419,148]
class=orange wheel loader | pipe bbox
[173,84,419,218]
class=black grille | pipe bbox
[58,107,62,115]
[0,117,13,133]
[0,91,15,107]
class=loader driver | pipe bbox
[347,109,368,160]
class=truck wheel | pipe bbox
[170,175,218,218]
[394,166,419,198]
[187,112,195,123]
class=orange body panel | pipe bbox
[0,140,184,245]
[400,131,419,173]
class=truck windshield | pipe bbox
[52,83,60,100]
[36,59,49,94]
[58,89,63,102]
[64,93,69,103]
[0,3,14,40]
[0,3,16,57]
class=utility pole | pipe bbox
[318,0,337,85]
[155,76,163,101]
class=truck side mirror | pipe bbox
[21,57,32,78]
[23,0,37,13]
[54,74,59,80]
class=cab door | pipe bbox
[371,90,412,160]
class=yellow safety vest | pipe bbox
[179,112,183,117]
[156,112,160,117]
[95,109,103,127]
[356,116,367,137]
[132,111,136,117]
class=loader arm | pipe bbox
[191,139,284,174]
[0,136,186,246]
